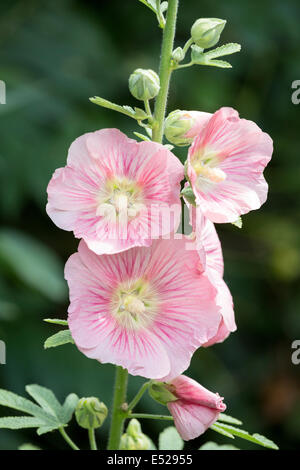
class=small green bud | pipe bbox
[191,18,226,49]
[172,47,185,63]
[164,110,195,146]
[120,434,137,450]
[75,397,108,429]
[126,418,142,438]
[149,382,177,406]
[129,68,160,101]
[120,419,151,450]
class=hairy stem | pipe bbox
[107,366,128,450]
[152,0,179,143]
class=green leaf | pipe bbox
[0,416,44,429]
[159,426,184,450]
[204,60,232,68]
[138,0,157,14]
[44,330,74,349]
[61,393,79,424]
[204,43,241,60]
[89,97,148,121]
[231,217,243,229]
[217,413,243,426]
[0,389,51,421]
[0,230,66,301]
[210,423,235,439]
[44,318,68,326]
[160,2,168,13]
[181,186,196,206]
[0,386,78,435]
[19,443,41,450]
[200,441,239,450]
[214,423,279,450]
[26,385,63,420]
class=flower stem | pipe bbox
[107,366,128,450]
[152,0,179,143]
[129,413,174,421]
[127,381,151,413]
[59,427,80,450]
[88,428,97,450]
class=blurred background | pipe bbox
[0,0,299,450]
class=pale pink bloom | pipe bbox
[65,238,221,380]
[189,206,236,345]
[47,129,184,255]
[167,375,226,440]
[187,107,273,223]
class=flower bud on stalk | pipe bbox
[75,397,108,429]
[120,419,151,450]
[164,110,211,146]
[191,18,226,49]
[129,68,160,101]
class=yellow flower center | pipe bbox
[192,148,226,190]
[97,177,144,220]
[111,279,158,330]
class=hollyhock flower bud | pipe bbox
[154,375,226,441]
[191,18,226,49]
[187,107,273,223]
[75,397,108,429]
[129,68,160,101]
[172,47,185,63]
[149,382,177,405]
[164,110,211,146]
[120,419,151,450]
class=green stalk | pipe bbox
[129,413,173,421]
[59,427,80,450]
[127,381,151,413]
[107,366,128,450]
[88,428,97,450]
[152,0,179,143]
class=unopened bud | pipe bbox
[120,419,151,450]
[172,47,185,63]
[129,68,160,101]
[191,18,226,49]
[149,382,177,406]
[75,397,108,429]
[164,110,196,146]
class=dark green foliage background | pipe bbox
[0,0,299,450]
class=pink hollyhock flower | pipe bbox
[187,107,273,223]
[151,375,226,441]
[47,129,184,255]
[189,205,236,345]
[65,238,222,380]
